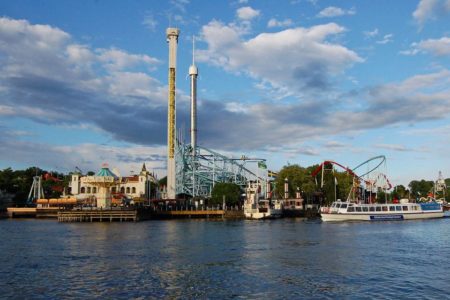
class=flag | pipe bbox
[335,177,338,185]
[258,161,267,169]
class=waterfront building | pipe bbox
[70,164,159,205]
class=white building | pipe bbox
[70,164,159,202]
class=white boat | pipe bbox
[243,182,282,219]
[321,200,444,222]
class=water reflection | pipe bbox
[0,218,449,298]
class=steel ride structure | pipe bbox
[311,155,393,202]
[175,140,267,198]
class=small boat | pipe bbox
[243,182,282,219]
[321,200,444,222]
[282,198,305,217]
[244,199,282,219]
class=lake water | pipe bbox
[1,217,449,299]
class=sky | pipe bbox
[0,0,449,186]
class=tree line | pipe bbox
[1,165,449,208]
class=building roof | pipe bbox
[96,167,118,178]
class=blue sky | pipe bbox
[0,0,449,186]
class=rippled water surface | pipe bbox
[1,218,449,299]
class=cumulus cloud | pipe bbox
[267,18,293,28]
[2,17,450,168]
[400,37,450,56]
[413,0,450,28]
[317,6,356,18]
[0,130,167,176]
[236,6,260,20]
[197,21,362,96]
[0,17,171,148]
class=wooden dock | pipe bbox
[7,207,37,218]
[58,209,138,222]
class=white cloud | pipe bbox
[413,0,450,28]
[267,18,293,28]
[142,14,158,31]
[238,0,248,3]
[364,28,379,38]
[376,34,394,44]
[198,21,362,97]
[317,6,356,18]
[373,144,412,152]
[236,6,260,20]
[401,37,450,56]
[97,48,159,71]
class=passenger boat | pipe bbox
[321,200,444,222]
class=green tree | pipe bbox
[274,164,317,199]
[210,182,241,206]
[391,185,409,200]
[409,180,433,199]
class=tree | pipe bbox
[409,180,433,199]
[274,164,316,199]
[210,182,241,206]
[391,185,409,200]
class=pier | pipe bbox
[58,209,139,222]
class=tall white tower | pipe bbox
[166,27,179,199]
[189,37,198,154]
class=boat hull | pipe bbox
[244,209,282,220]
[321,212,444,222]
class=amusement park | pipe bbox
[1,26,448,221]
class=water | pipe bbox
[0,218,449,299]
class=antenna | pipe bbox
[192,35,195,65]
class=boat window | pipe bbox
[347,207,355,212]
[369,207,375,212]
[382,206,388,211]
[402,206,408,211]
[389,206,395,211]
[362,207,368,212]
[355,207,362,212]
[341,204,347,209]
[396,206,402,211]
[376,206,381,211]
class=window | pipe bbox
[369,207,375,212]
[93,187,97,193]
[126,187,130,193]
[111,187,116,193]
[382,206,388,211]
[347,207,355,212]
[356,207,362,212]
[336,204,341,208]
[87,187,91,194]
[396,206,402,211]
[132,187,136,194]
[362,207,368,212]
[120,187,125,193]
[389,206,395,211]
[341,204,347,209]
[81,187,85,193]
[402,206,408,211]
[376,206,381,211]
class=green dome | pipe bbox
[96,167,117,178]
